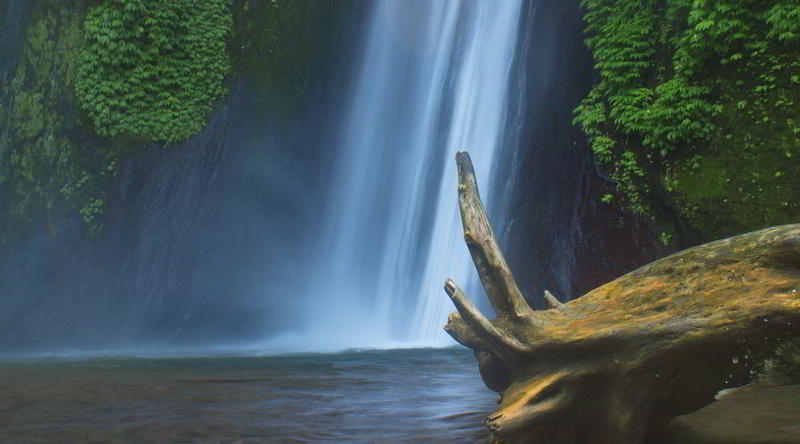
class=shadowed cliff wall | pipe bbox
[502,1,672,307]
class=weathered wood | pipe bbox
[542,290,564,309]
[444,279,530,361]
[444,151,800,443]
[455,152,533,319]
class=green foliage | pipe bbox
[79,197,105,235]
[75,0,232,143]
[766,2,800,42]
[576,0,800,240]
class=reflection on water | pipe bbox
[0,347,495,443]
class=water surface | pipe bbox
[0,347,495,443]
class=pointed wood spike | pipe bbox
[455,151,534,319]
[543,290,565,309]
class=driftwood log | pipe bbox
[443,152,800,443]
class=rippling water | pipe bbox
[0,347,495,443]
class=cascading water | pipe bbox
[284,0,527,350]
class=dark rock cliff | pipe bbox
[502,1,672,307]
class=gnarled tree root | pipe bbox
[444,151,800,444]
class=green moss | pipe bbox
[231,0,337,109]
[12,91,44,139]
[0,1,104,241]
[667,158,727,201]
[667,141,799,240]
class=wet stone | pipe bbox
[666,384,800,444]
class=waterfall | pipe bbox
[0,0,533,352]
[282,0,526,350]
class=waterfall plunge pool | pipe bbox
[0,347,495,442]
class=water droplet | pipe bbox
[731,356,739,364]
